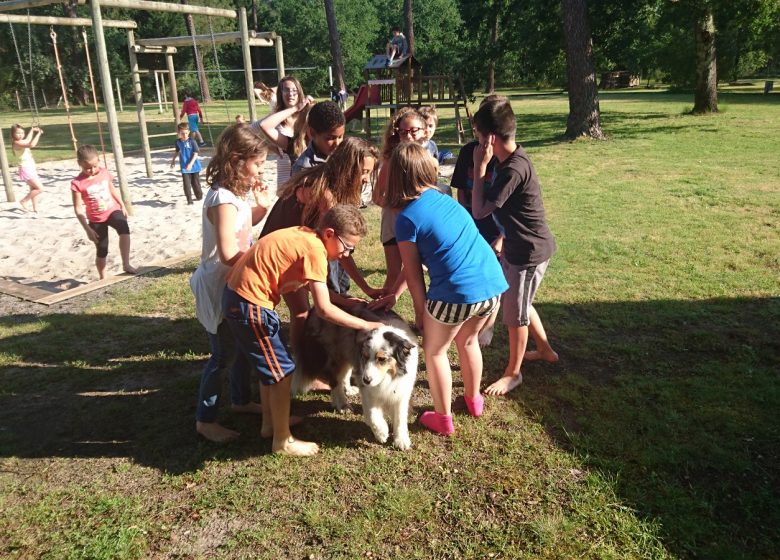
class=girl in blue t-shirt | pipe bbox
[372,143,508,436]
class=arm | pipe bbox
[72,191,99,243]
[340,255,382,299]
[256,105,301,150]
[250,182,274,225]
[397,241,427,331]
[471,140,498,219]
[170,145,180,167]
[185,144,198,171]
[210,203,243,266]
[29,128,43,148]
[372,162,389,206]
[310,281,384,331]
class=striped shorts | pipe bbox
[426,295,500,325]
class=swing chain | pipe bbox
[7,18,38,127]
[27,10,40,126]
[207,16,232,122]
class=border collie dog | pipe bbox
[295,305,418,450]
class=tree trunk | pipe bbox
[485,15,499,93]
[251,0,262,83]
[404,0,414,57]
[180,0,210,103]
[324,0,347,92]
[561,0,604,139]
[63,0,90,106]
[693,3,718,113]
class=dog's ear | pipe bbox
[383,331,414,371]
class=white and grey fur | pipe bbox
[295,305,418,450]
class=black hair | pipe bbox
[473,99,517,141]
[308,101,346,134]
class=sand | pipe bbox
[0,149,454,295]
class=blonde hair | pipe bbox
[384,143,438,209]
[381,106,425,161]
[289,103,311,161]
[205,123,268,197]
[418,105,438,125]
[280,137,378,226]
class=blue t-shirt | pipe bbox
[175,138,202,174]
[395,188,508,304]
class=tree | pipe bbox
[324,0,347,92]
[404,0,414,56]
[561,0,604,138]
[692,1,718,113]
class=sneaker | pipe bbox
[198,141,206,147]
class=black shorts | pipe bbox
[90,210,130,258]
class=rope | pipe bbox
[7,20,38,126]
[82,28,108,168]
[207,16,232,122]
[188,15,214,146]
[50,27,79,155]
[26,10,40,126]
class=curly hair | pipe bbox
[205,123,268,197]
[381,106,425,161]
[279,136,378,226]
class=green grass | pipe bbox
[1,88,779,559]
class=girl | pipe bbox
[372,107,429,292]
[11,124,44,213]
[382,143,508,436]
[253,76,312,192]
[260,136,380,357]
[190,124,275,443]
[71,145,137,279]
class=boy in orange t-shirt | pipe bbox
[223,205,384,456]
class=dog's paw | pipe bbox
[370,422,390,443]
[345,384,360,397]
[333,402,353,414]
[393,434,412,450]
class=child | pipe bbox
[190,123,275,443]
[235,114,245,124]
[253,81,277,110]
[385,26,408,65]
[11,124,44,213]
[373,107,429,292]
[291,101,346,175]
[418,106,439,162]
[382,143,507,435]
[170,123,203,205]
[471,98,559,396]
[179,89,206,146]
[253,76,312,192]
[223,205,385,455]
[71,145,137,279]
[260,137,380,358]
[450,95,506,346]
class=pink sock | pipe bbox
[419,411,454,436]
[464,394,484,417]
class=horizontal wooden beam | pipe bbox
[137,30,274,48]
[0,0,59,13]
[0,13,136,28]
[132,45,178,54]
[80,0,236,19]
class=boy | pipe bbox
[179,89,206,146]
[291,101,345,176]
[385,26,408,66]
[471,99,559,396]
[222,205,384,456]
[71,144,137,279]
[418,106,440,162]
[170,123,203,205]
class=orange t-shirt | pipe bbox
[226,226,328,309]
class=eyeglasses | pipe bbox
[281,87,298,94]
[396,126,423,136]
[336,233,355,256]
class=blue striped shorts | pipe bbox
[425,295,500,325]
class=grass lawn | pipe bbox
[1,86,779,559]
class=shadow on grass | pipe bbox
[483,296,780,560]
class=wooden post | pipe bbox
[0,126,16,203]
[127,31,154,178]
[154,70,163,113]
[239,8,257,122]
[90,0,133,214]
[166,53,179,125]
[275,35,285,81]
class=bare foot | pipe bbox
[123,265,138,275]
[19,200,30,212]
[272,436,319,456]
[524,349,559,363]
[478,325,495,347]
[231,402,262,415]
[484,373,523,396]
[310,379,331,392]
[196,421,240,443]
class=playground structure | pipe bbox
[344,53,471,143]
[0,0,285,214]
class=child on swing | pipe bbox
[180,89,206,146]
[71,145,137,279]
[11,124,44,213]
